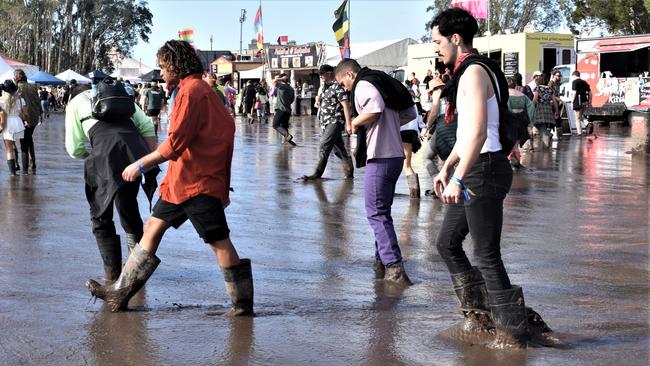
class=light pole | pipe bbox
[239,9,247,61]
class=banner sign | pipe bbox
[268,45,320,70]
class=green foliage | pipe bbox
[570,0,650,34]
[0,0,152,74]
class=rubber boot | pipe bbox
[13,146,20,171]
[96,235,122,281]
[526,307,564,347]
[384,262,413,287]
[301,158,327,180]
[222,258,254,316]
[85,243,160,312]
[373,257,385,279]
[487,285,529,349]
[21,153,29,175]
[125,233,140,254]
[342,156,354,179]
[7,159,17,176]
[406,174,421,198]
[450,267,494,335]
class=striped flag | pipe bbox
[450,0,488,19]
[254,5,264,50]
[178,28,194,46]
[332,0,350,58]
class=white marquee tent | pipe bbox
[324,38,418,73]
[55,69,91,84]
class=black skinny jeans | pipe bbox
[91,181,144,240]
[435,151,513,291]
[20,125,36,165]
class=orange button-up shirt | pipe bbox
[157,74,235,205]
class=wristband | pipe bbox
[451,176,475,201]
[137,160,146,183]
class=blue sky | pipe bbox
[132,0,433,68]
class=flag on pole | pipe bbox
[277,35,288,45]
[332,0,350,58]
[178,28,194,46]
[450,0,488,19]
[254,5,264,50]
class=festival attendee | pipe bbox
[0,80,26,176]
[14,69,40,174]
[39,87,49,121]
[145,82,164,137]
[301,64,353,181]
[86,40,253,316]
[399,98,424,198]
[532,73,558,150]
[507,76,535,169]
[270,73,295,145]
[242,80,257,124]
[65,76,158,282]
[254,83,269,124]
[431,8,557,349]
[571,70,592,136]
[335,58,416,287]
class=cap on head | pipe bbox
[532,70,542,77]
[318,64,334,75]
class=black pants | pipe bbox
[435,152,513,291]
[273,110,291,131]
[319,123,349,162]
[91,181,143,240]
[20,125,36,167]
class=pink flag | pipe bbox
[450,0,488,20]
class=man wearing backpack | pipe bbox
[431,8,558,349]
[14,69,40,174]
[65,77,159,284]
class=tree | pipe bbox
[0,0,152,74]
[570,0,650,35]
[422,0,570,42]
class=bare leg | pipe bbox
[402,143,415,176]
[139,217,171,255]
[4,140,15,160]
[209,238,240,268]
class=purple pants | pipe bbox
[364,157,404,267]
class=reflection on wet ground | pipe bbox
[0,115,648,365]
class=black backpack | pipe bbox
[92,78,135,122]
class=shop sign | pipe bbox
[268,45,320,70]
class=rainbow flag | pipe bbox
[332,0,350,58]
[254,5,264,50]
[178,28,194,45]
[450,0,488,20]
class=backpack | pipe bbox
[92,78,135,122]
[522,85,534,100]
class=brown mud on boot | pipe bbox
[222,258,254,316]
[373,257,385,279]
[301,158,327,181]
[406,174,421,198]
[487,285,529,349]
[125,233,141,254]
[526,307,565,347]
[86,243,160,312]
[384,262,413,287]
[449,267,495,343]
[96,236,122,282]
[342,157,354,179]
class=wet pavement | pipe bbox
[0,113,648,365]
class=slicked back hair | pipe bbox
[335,58,362,78]
[156,40,204,79]
[430,7,478,46]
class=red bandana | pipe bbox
[444,48,479,124]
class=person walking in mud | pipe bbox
[65,77,159,284]
[335,58,416,287]
[431,8,560,349]
[270,73,296,145]
[86,40,254,316]
[301,64,354,181]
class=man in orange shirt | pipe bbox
[86,40,254,316]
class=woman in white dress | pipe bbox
[0,80,27,176]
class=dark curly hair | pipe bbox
[156,40,204,78]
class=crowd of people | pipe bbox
[1,7,602,354]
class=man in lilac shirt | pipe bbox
[335,59,416,287]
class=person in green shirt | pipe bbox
[270,73,296,145]
[144,82,164,137]
[65,85,159,284]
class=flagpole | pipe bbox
[348,0,351,58]
[487,0,491,58]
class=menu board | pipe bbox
[504,52,519,76]
[268,45,320,70]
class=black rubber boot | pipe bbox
[86,244,160,312]
[301,158,327,180]
[406,174,421,198]
[450,267,494,335]
[487,285,529,349]
[7,159,17,176]
[342,157,354,179]
[384,262,413,287]
[125,233,141,254]
[222,258,254,316]
[96,235,122,281]
[526,307,564,347]
[373,257,385,279]
[21,152,29,175]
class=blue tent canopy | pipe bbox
[28,71,65,85]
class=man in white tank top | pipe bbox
[430,7,559,350]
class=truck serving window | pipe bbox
[600,47,650,77]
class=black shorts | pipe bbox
[244,102,255,114]
[400,130,419,144]
[152,195,230,243]
[146,108,161,117]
